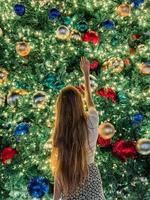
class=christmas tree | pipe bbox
[0,0,150,199]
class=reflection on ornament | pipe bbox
[0,28,3,36]
[98,122,115,139]
[76,21,88,33]
[81,74,98,91]
[136,139,150,155]
[0,68,8,84]
[137,63,150,75]
[28,176,50,198]
[16,41,31,57]
[56,25,70,40]
[14,122,30,136]
[0,92,5,107]
[117,4,131,17]
[7,89,28,105]
[71,31,81,40]
[102,57,124,73]
[33,91,48,108]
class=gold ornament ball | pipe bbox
[33,91,48,108]
[98,122,115,139]
[102,57,124,73]
[56,25,70,40]
[16,41,31,57]
[71,31,81,40]
[7,89,28,105]
[0,68,9,84]
[136,139,150,155]
[137,63,150,75]
[117,4,131,17]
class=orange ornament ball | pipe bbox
[16,41,31,57]
[98,122,116,140]
[117,4,131,17]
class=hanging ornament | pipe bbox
[102,20,115,29]
[7,89,28,105]
[0,68,9,84]
[131,113,144,127]
[81,74,98,92]
[33,91,48,108]
[130,47,136,54]
[48,8,61,21]
[82,31,100,45]
[0,92,5,107]
[98,122,115,140]
[117,91,128,103]
[137,44,147,54]
[136,139,150,155]
[123,58,131,65]
[129,0,144,8]
[1,147,17,165]
[90,60,99,71]
[131,34,141,40]
[112,140,137,162]
[76,21,88,33]
[111,37,120,47]
[71,31,81,40]
[43,73,64,90]
[14,122,30,136]
[102,57,124,73]
[137,62,150,75]
[0,28,3,36]
[14,4,26,16]
[56,25,70,40]
[16,41,31,57]
[97,87,117,103]
[62,16,72,26]
[97,135,112,147]
[117,4,131,17]
[28,176,50,198]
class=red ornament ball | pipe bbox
[1,147,17,165]
[97,135,112,147]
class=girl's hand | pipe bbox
[80,57,90,75]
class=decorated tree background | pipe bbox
[0,0,150,199]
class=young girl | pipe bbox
[50,57,105,200]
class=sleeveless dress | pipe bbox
[61,107,105,200]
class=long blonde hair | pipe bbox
[50,86,91,195]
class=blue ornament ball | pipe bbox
[28,176,49,198]
[48,8,61,21]
[14,4,25,16]
[129,0,144,8]
[132,113,144,123]
[14,122,30,136]
[102,20,115,29]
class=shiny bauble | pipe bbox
[7,89,28,105]
[16,41,31,57]
[136,139,150,155]
[102,57,124,73]
[56,25,70,40]
[33,91,48,108]
[117,4,131,17]
[137,62,150,75]
[98,122,115,140]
